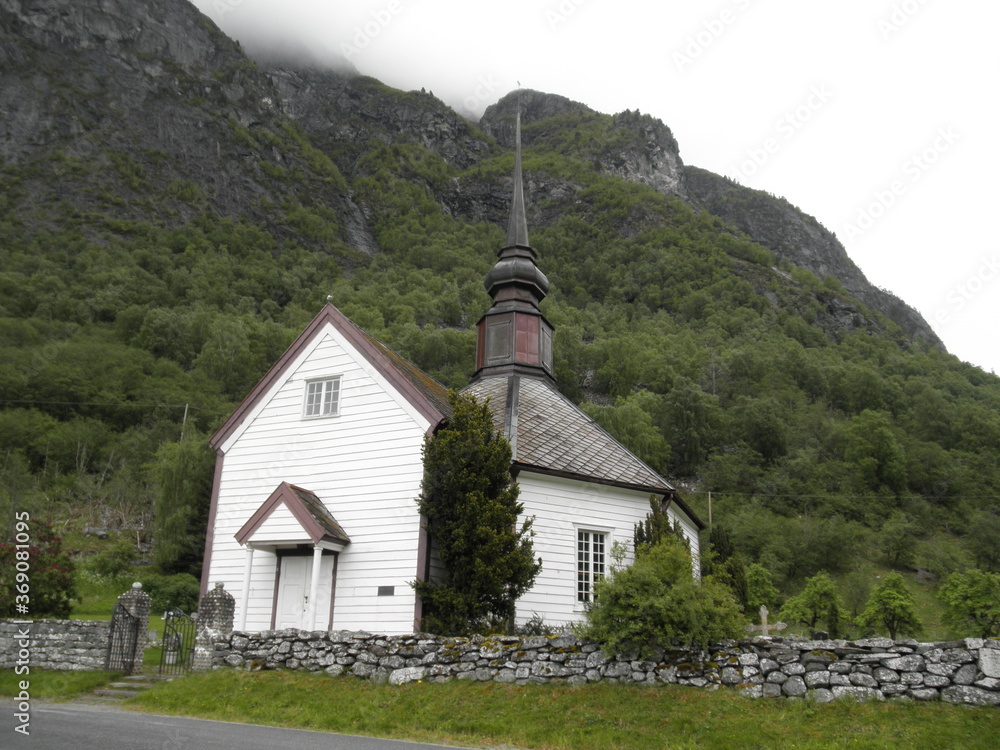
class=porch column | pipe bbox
[239,545,254,630]
[306,544,323,630]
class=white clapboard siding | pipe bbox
[207,323,430,635]
[247,502,309,544]
[512,472,701,628]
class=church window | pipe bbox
[303,377,341,418]
[577,529,606,602]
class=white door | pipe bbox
[275,554,335,630]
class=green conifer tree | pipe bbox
[414,392,540,635]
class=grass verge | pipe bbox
[0,670,122,701]
[125,669,1000,750]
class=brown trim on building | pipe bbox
[514,464,706,531]
[235,482,331,546]
[211,304,449,452]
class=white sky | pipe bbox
[194,0,999,376]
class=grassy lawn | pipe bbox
[122,669,1000,750]
[0,669,122,701]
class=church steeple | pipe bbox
[472,110,555,381]
[506,112,530,249]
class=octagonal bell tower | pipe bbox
[472,112,554,381]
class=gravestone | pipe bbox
[744,606,787,638]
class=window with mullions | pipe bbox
[577,529,606,603]
[303,377,342,418]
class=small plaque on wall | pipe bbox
[377,586,395,596]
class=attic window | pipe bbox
[303,377,342,418]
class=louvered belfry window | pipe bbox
[304,376,341,418]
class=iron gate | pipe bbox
[159,607,196,675]
[105,601,140,673]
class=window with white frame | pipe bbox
[577,529,607,603]
[303,377,341,418]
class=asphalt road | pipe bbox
[2,700,467,750]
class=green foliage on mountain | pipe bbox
[0,0,998,609]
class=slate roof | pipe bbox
[288,484,352,545]
[346,316,452,421]
[464,374,675,494]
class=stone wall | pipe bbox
[212,629,1000,707]
[0,619,110,671]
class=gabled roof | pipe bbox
[235,481,351,546]
[210,303,452,451]
[464,374,705,529]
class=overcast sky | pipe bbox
[193,0,999,376]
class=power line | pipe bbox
[0,399,227,415]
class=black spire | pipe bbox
[472,104,554,382]
[505,112,530,248]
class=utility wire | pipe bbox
[0,399,228,415]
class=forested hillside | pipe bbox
[1,0,998,605]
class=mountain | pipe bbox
[1,0,998,593]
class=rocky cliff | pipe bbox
[684,167,942,346]
[0,0,941,348]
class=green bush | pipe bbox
[579,538,744,657]
[140,572,201,614]
[85,535,138,578]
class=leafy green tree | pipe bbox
[582,391,670,476]
[0,519,77,618]
[967,511,1000,572]
[780,572,844,636]
[745,563,780,615]
[152,433,215,577]
[662,378,720,475]
[580,536,744,656]
[878,511,918,568]
[842,563,874,620]
[856,572,922,640]
[844,410,907,494]
[938,569,1000,638]
[414,392,540,635]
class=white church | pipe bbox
[199,116,704,635]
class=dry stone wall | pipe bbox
[0,619,109,671]
[212,629,1000,707]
